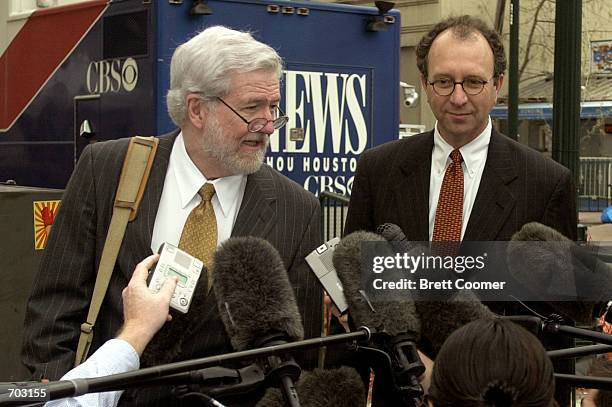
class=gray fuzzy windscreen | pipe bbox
[416,295,495,355]
[213,236,304,351]
[255,366,365,407]
[511,222,571,242]
[333,231,421,338]
[508,222,596,323]
[254,387,284,407]
[508,224,575,298]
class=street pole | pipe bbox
[552,0,581,186]
[507,0,519,141]
[551,2,582,404]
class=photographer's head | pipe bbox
[167,26,285,178]
[428,318,555,407]
[416,16,506,148]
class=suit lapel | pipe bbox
[122,131,179,272]
[463,130,517,241]
[395,133,433,241]
[231,166,276,238]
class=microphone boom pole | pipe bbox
[554,374,612,390]
[547,344,612,359]
[544,322,612,345]
[0,329,369,406]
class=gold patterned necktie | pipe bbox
[179,183,217,290]
[433,149,464,242]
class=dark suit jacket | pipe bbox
[345,129,577,241]
[343,129,578,406]
[22,131,323,405]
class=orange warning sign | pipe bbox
[33,200,60,250]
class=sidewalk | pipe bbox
[579,212,612,241]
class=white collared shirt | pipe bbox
[428,118,491,240]
[151,132,246,253]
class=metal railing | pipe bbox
[317,191,350,368]
[319,191,350,241]
[579,157,612,211]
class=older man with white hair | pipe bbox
[23,26,323,406]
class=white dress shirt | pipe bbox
[45,339,138,407]
[151,132,246,253]
[428,118,491,240]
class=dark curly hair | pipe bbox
[416,15,507,80]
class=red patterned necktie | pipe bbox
[433,149,464,242]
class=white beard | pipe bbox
[201,116,269,175]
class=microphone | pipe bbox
[375,223,496,356]
[255,366,366,407]
[507,222,576,297]
[305,237,348,314]
[569,242,612,304]
[376,223,417,253]
[414,290,496,356]
[332,230,425,404]
[213,236,304,407]
[507,222,598,322]
[332,231,421,339]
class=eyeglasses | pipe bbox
[428,77,494,96]
[216,97,288,133]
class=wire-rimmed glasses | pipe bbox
[428,77,494,96]
[216,97,288,133]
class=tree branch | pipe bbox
[519,0,548,81]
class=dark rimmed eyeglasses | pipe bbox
[216,97,288,133]
[427,77,495,96]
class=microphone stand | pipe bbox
[503,315,612,346]
[547,344,612,359]
[356,331,425,407]
[256,335,302,407]
[170,364,265,399]
[543,321,612,345]
[0,367,259,407]
[389,334,425,405]
[554,374,612,390]
[0,329,370,406]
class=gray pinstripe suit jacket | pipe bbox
[344,128,577,241]
[22,131,323,405]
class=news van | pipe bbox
[0,0,401,196]
[0,0,400,380]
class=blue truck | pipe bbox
[0,0,401,380]
[0,0,401,196]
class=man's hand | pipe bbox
[417,350,433,395]
[117,254,178,356]
[324,293,350,332]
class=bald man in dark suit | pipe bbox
[344,127,577,241]
[22,27,322,406]
[344,16,577,406]
[345,16,576,241]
